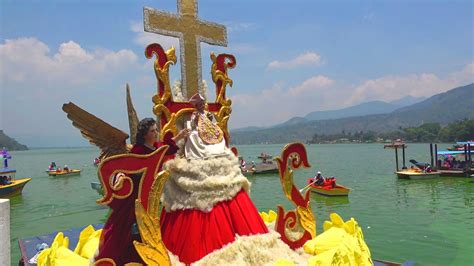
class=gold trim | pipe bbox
[210,53,236,145]
[274,142,317,244]
[94,258,117,266]
[210,53,233,106]
[96,146,168,206]
[133,170,171,265]
[297,205,316,238]
[150,46,177,121]
[159,108,195,141]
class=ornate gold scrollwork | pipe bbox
[147,46,177,121]
[160,108,196,139]
[133,170,171,266]
[210,53,236,145]
[274,142,316,249]
[211,52,233,106]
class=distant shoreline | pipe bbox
[27,146,97,150]
[23,142,459,149]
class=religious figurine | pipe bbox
[184,93,228,159]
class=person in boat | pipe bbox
[251,160,256,171]
[63,165,69,172]
[157,93,269,264]
[184,93,228,159]
[56,167,62,173]
[326,177,337,188]
[95,118,190,265]
[313,171,324,186]
[240,158,247,171]
[443,159,451,169]
[1,147,11,169]
[452,157,459,169]
[49,162,57,171]
[0,175,12,185]
[424,165,432,173]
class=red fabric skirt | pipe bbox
[160,189,269,264]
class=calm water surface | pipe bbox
[7,144,474,265]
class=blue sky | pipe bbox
[1,0,473,147]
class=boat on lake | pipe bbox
[436,142,473,177]
[396,159,440,179]
[306,178,350,196]
[395,169,440,179]
[0,168,31,198]
[47,169,81,177]
[240,153,279,175]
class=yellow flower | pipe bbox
[303,213,373,266]
[37,225,103,266]
[260,209,278,224]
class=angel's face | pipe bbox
[145,123,159,143]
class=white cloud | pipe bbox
[230,62,474,129]
[231,75,336,128]
[130,21,179,49]
[0,37,138,89]
[346,63,474,105]
[0,37,146,146]
[267,52,322,70]
[289,75,334,96]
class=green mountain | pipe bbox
[0,130,28,150]
[231,83,474,144]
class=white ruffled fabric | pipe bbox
[193,231,309,266]
[161,153,251,212]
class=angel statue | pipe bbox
[62,86,189,265]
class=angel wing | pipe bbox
[62,102,129,159]
[126,83,139,145]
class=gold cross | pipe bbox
[144,0,227,98]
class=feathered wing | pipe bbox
[62,102,129,159]
[126,83,140,145]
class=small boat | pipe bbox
[47,169,81,177]
[240,153,279,175]
[0,168,31,198]
[307,178,350,196]
[396,160,440,179]
[395,169,440,179]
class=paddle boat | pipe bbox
[240,153,279,175]
[396,169,440,179]
[47,169,81,177]
[396,159,440,179]
[0,168,31,198]
[436,143,473,177]
[306,177,350,196]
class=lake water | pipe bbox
[6,144,474,265]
